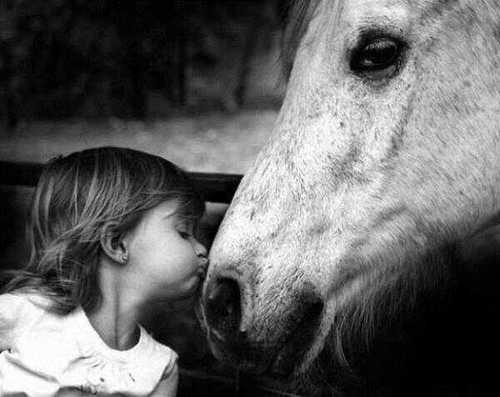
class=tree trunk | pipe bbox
[235,16,259,108]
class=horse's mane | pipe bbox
[282,0,349,78]
[281,0,322,78]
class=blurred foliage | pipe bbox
[0,0,284,125]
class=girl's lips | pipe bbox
[198,258,209,276]
[197,261,208,279]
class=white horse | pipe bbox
[202,0,500,395]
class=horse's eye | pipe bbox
[350,37,404,79]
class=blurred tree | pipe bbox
[0,0,94,124]
[0,0,284,127]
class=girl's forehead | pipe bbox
[140,200,179,223]
[151,199,199,223]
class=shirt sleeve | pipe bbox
[160,347,179,381]
[0,293,23,351]
[137,326,180,392]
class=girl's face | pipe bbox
[124,200,208,300]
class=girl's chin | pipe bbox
[152,276,203,301]
[173,277,203,300]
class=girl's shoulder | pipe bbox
[1,289,52,307]
[131,326,179,382]
[0,291,53,323]
[0,292,24,326]
[138,325,179,361]
[0,291,52,350]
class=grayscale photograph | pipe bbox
[1,1,499,396]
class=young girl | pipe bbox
[0,147,208,396]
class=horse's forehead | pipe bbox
[330,0,451,22]
[347,0,446,11]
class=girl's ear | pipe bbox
[100,221,128,265]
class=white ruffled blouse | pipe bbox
[0,292,178,396]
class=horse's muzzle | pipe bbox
[202,275,325,377]
[203,276,242,342]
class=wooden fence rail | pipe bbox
[0,160,242,204]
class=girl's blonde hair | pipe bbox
[2,147,205,314]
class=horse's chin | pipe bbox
[207,325,321,383]
[206,320,339,397]
[266,335,319,379]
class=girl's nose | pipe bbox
[195,239,208,258]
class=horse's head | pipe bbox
[202,0,500,392]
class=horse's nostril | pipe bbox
[205,277,242,340]
[291,289,324,339]
[302,296,324,324]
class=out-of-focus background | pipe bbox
[0,1,293,395]
[0,0,286,170]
